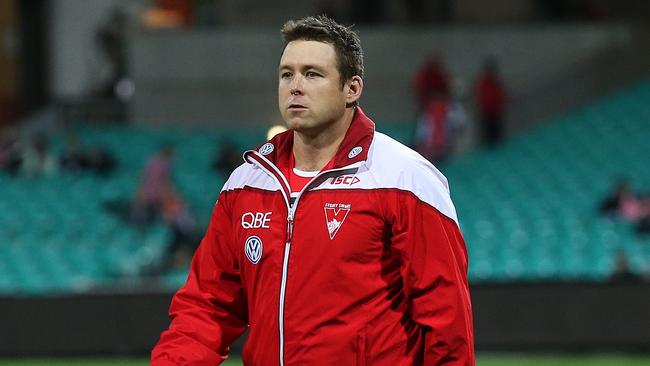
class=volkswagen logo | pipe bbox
[259,143,274,156]
[245,236,263,264]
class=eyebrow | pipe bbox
[278,64,326,72]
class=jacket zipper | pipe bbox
[247,151,364,366]
[278,209,293,366]
[278,164,365,366]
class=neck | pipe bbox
[292,108,355,171]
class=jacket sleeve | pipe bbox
[389,190,475,365]
[151,192,248,365]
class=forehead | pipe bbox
[279,40,338,69]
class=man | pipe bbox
[413,53,450,112]
[152,15,474,365]
[475,58,506,147]
[132,144,175,227]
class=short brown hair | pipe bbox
[281,15,364,87]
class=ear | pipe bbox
[345,75,363,106]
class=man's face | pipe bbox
[278,40,349,133]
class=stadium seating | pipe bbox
[0,126,265,294]
[0,80,648,294]
[444,79,650,282]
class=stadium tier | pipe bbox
[1,81,649,294]
[446,79,650,282]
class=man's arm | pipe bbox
[389,191,475,365]
[151,193,248,366]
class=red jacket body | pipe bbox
[152,108,474,365]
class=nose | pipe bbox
[290,75,304,96]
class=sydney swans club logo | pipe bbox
[245,236,263,264]
[324,203,351,240]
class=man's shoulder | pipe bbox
[370,132,449,187]
[221,162,266,193]
[368,131,457,222]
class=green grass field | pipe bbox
[1,355,649,365]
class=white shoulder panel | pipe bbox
[314,132,459,224]
[221,162,279,193]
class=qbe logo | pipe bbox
[245,236,263,264]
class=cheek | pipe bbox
[317,85,344,103]
[278,86,289,109]
[321,89,347,113]
[278,84,288,99]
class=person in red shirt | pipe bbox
[416,90,450,162]
[476,58,506,146]
[152,15,474,366]
[413,53,450,112]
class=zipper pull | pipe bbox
[286,211,294,244]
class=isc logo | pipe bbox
[241,212,272,229]
[331,175,360,186]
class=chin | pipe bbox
[285,117,312,131]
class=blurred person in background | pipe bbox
[152,15,473,366]
[600,179,635,217]
[413,52,450,113]
[20,134,58,178]
[0,129,21,175]
[141,192,201,274]
[60,134,116,176]
[132,144,176,228]
[415,89,466,163]
[95,6,129,99]
[475,58,506,147]
[83,146,116,176]
[211,139,242,178]
[609,252,643,283]
[600,179,650,234]
[59,135,85,173]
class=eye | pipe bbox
[306,71,321,78]
[280,71,292,79]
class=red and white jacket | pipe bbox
[152,108,474,365]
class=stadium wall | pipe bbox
[127,25,632,131]
[2,283,648,356]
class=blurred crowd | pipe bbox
[0,131,115,178]
[413,53,507,163]
[0,126,243,275]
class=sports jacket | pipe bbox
[152,108,474,365]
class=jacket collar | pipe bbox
[244,107,375,171]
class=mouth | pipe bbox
[288,103,307,110]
